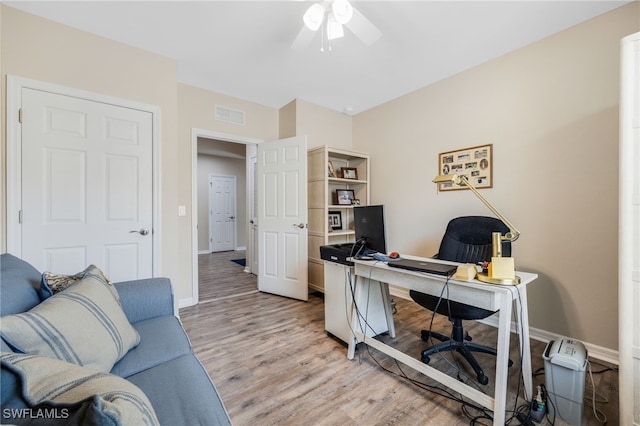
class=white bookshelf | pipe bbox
[307,146,370,292]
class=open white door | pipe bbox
[257,136,308,301]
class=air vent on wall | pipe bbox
[215,105,245,126]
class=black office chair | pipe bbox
[409,216,512,385]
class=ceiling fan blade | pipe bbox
[292,25,316,50]
[345,7,382,46]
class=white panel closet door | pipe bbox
[21,88,153,281]
[209,175,236,252]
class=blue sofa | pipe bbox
[0,253,231,425]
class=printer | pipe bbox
[319,243,356,266]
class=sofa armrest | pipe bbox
[114,278,174,323]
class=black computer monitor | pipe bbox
[354,205,387,254]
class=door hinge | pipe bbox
[18,210,23,224]
[18,108,23,123]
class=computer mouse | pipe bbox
[389,251,400,259]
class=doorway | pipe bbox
[190,129,261,306]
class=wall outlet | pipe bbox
[178,205,186,216]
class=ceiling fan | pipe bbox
[292,0,382,50]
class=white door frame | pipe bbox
[190,128,262,307]
[208,174,237,253]
[6,75,162,276]
[249,153,258,275]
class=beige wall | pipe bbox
[279,99,297,138]
[178,83,279,143]
[354,2,639,351]
[197,154,247,252]
[176,83,278,304]
[0,6,183,292]
[295,99,353,150]
[279,99,353,149]
[0,5,4,250]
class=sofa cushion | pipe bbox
[41,264,119,303]
[127,354,231,426]
[110,315,192,378]
[0,273,139,372]
[1,352,159,425]
[0,254,44,316]
[114,278,175,324]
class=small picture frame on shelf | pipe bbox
[335,189,355,205]
[341,167,358,180]
[328,211,342,230]
[351,199,361,205]
[328,161,338,178]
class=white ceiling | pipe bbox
[5,1,631,115]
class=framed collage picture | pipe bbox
[437,144,493,191]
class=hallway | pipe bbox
[198,250,257,303]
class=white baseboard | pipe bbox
[479,315,619,365]
[198,248,246,255]
[388,286,619,366]
[178,297,196,309]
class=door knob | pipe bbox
[293,223,306,229]
[130,228,150,236]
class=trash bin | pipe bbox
[543,338,587,425]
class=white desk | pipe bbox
[347,256,538,425]
[323,261,392,343]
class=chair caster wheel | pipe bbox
[478,374,489,385]
[421,355,431,364]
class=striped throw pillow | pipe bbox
[0,273,139,372]
[1,352,159,425]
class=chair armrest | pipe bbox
[114,278,174,323]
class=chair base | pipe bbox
[419,326,513,386]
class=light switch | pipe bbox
[178,205,186,216]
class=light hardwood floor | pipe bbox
[181,254,619,425]
[198,251,257,302]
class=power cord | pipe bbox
[585,360,608,423]
[346,265,464,399]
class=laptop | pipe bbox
[387,258,457,276]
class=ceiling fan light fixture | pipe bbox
[303,3,325,31]
[326,13,344,40]
[332,0,354,25]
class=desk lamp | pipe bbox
[433,174,520,284]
